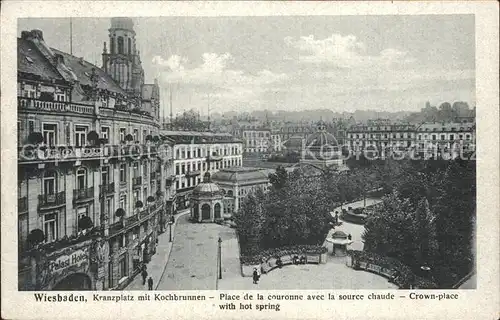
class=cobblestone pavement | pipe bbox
[156,214,234,290]
[125,210,189,290]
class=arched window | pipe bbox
[110,38,115,54]
[76,168,87,190]
[117,37,124,54]
[128,38,131,54]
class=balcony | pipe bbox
[185,170,201,177]
[38,191,65,210]
[132,176,142,188]
[99,183,115,196]
[206,154,223,162]
[18,97,94,115]
[19,145,110,164]
[124,214,139,227]
[73,186,95,203]
[109,220,124,236]
[18,196,28,213]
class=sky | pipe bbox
[18,15,475,117]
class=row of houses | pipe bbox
[17,19,246,291]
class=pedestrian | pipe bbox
[252,268,259,284]
[141,268,148,286]
[147,277,154,290]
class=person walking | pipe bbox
[141,267,148,286]
[252,268,259,285]
[147,277,154,290]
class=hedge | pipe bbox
[240,245,328,266]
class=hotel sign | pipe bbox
[48,247,89,273]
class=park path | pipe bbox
[328,198,382,251]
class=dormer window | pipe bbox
[25,56,34,63]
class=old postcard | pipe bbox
[1,1,498,319]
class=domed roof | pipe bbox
[305,121,338,148]
[192,172,222,197]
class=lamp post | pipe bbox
[168,220,173,242]
[218,237,222,279]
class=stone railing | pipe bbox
[18,97,94,114]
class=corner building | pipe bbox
[17,18,176,291]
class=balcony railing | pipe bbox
[73,187,95,202]
[206,154,223,162]
[132,176,142,187]
[124,214,139,227]
[38,191,65,209]
[150,172,156,180]
[109,220,123,236]
[18,196,28,213]
[99,183,115,196]
[18,97,94,114]
[185,170,201,177]
[139,209,149,220]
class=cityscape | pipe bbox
[17,16,476,291]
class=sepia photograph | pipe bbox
[14,14,479,293]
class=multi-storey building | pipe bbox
[160,130,243,210]
[415,121,476,159]
[211,167,270,216]
[346,119,416,152]
[17,18,175,291]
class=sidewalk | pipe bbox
[124,209,189,290]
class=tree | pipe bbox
[172,109,207,131]
[268,165,288,190]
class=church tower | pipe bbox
[102,17,144,104]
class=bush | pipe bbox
[240,245,328,266]
[348,250,437,289]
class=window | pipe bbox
[76,168,87,190]
[28,120,35,135]
[101,167,109,185]
[110,38,115,54]
[459,134,464,140]
[44,213,58,242]
[175,164,180,175]
[432,135,437,141]
[120,128,126,142]
[143,130,147,142]
[450,134,455,141]
[175,181,179,190]
[143,187,147,204]
[77,207,88,220]
[119,195,127,211]
[101,126,110,141]
[75,125,88,147]
[441,135,445,141]
[43,171,56,195]
[181,164,185,174]
[143,162,148,177]
[133,129,138,142]
[117,37,124,54]
[106,198,112,216]
[128,38,131,54]
[120,164,126,183]
[466,134,471,140]
[133,162,139,178]
[43,123,57,146]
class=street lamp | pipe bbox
[168,220,173,242]
[218,237,222,279]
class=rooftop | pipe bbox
[211,167,269,183]
[17,38,65,82]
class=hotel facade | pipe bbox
[160,130,244,210]
[17,18,176,291]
